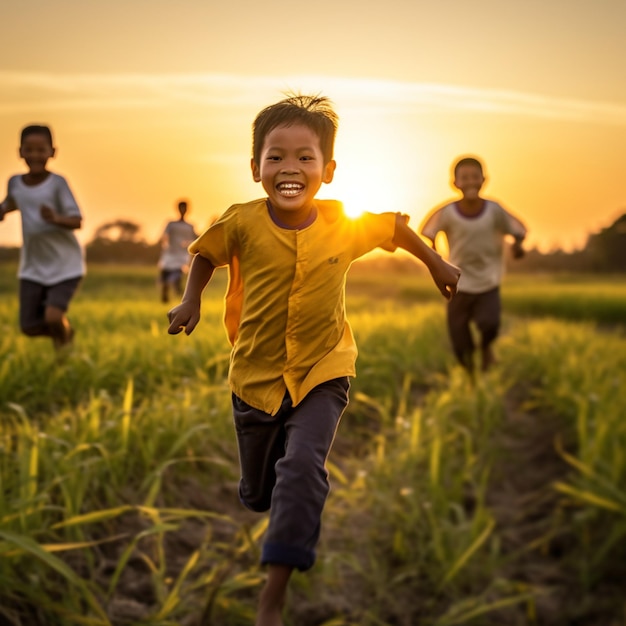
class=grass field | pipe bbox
[1,262,625,625]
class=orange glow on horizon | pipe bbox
[0,72,624,254]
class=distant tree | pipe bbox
[86,220,160,264]
[510,247,590,273]
[586,213,626,272]
[93,220,143,243]
[509,212,626,274]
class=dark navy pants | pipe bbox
[232,377,350,571]
[447,287,501,368]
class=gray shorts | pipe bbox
[19,277,82,331]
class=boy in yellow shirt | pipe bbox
[168,94,460,626]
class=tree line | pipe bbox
[1,214,625,272]
[511,212,626,273]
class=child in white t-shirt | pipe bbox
[420,156,527,373]
[158,199,197,303]
[0,124,85,351]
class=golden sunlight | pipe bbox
[330,148,402,218]
[330,180,375,218]
[330,118,431,223]
[330,124,392,218]
[329,153,425,222]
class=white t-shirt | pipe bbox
[159,220,197,270]
[421,200,526,294]
[7,173,85,285]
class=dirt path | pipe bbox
[482,384,622,626]
[486,396,572,624]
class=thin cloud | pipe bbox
[1,71,626,125]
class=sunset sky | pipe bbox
[1,0,625,252]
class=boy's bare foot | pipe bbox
[52,326,75,364]
[53,324,74,351]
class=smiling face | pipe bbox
[453,163,485,201]
[251,123,336,227]
[19,132,55,179]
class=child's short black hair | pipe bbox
[20,124,54,147]
[252,94,338,165]
[453,156,483,176]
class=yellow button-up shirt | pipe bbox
[189,198,397,415]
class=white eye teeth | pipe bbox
[278,182,303,196]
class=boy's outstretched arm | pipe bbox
[167,253,215,335]
[0,196,17,221]
[392,215,461,300]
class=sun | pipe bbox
[327,123,419,220]
[323,157,441,257]
[328,163,392,219]
[332,184,377,218]
[323,116,435,232]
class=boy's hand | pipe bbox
[40,204,82,229]
[511,240,525,259]
[40,204,58,223]
[167,301,201,335]
[167,254,215,335]
[391,217,460,300]
[430,258,461,300]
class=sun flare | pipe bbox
[328,155,417,222]
[329,162,393,219]
[328,121,427,224]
